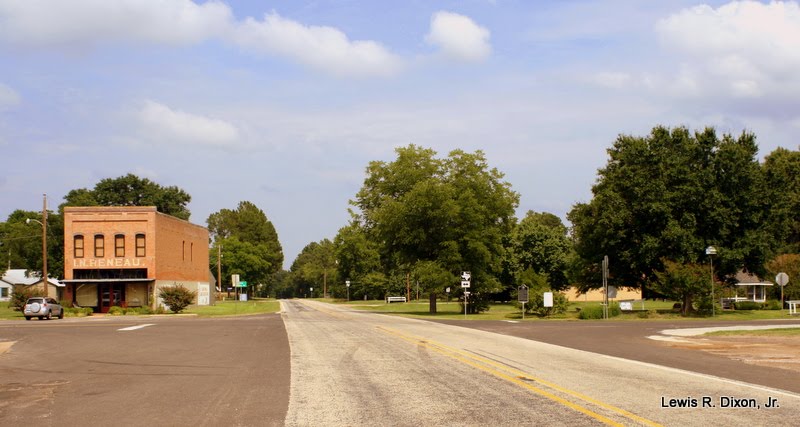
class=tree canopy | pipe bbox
[762,147,800,254]
[351,145,519,312]
[62,174,192,220]
[508,211,571,290]
[568,126,769,304]
[0,209,64,278]
[208,201,283,293]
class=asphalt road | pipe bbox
[282,300,800,426]
[0,314,290,426]
[2,304,799,426]
[432,317,800,394]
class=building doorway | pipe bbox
[100,283,125,313]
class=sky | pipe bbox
[2,0,799,269]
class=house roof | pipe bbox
[734,270,773,286]
[1,269,64,287]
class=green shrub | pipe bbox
[763,300,781,310]
[158,285,197,313]
[108,306,125,315]
[734,301,761,310]
[7,286,45,311]
[65,307,94,317]
[124,307,152,315]
[578,303,620,319]
[516,291,569,317]
[59,300,73,308]
[637,309,659,319]
[693,292,719,316]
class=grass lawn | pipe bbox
[333,298,797,322]
[704,327,800,337]
[0,304,25,320]
[0,299,281,320]
[185,298,281,317]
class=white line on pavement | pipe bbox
[118,324,155,331]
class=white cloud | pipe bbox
[230,12,403,77]
[0,0,233,47]
[590,72,632,89]
[0,2,403,78]
[656,1,800,98]
[0,82,20,111]
[137,100,239,148]
[425,11,491,62]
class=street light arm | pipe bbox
[26,218,43,226]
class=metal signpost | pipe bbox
[602,256,609,319]
[238,281,247,301]
[231,274,240,302]
[518,285,529,320]
[346,280,351,301]
[706,246,717,316]
[461,271,471,318]
[776,272,789,311]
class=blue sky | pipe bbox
[2,1,799,269]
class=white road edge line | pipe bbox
[118,324,155,331]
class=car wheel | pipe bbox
[25,316,31,321]
[45,311,52,320]
[58,309,64,319]
[39,316,44,320]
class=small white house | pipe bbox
[0,269,64,300]
[721,270,773,308]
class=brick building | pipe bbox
[62,206,212,312]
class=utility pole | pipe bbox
[217,244,222,294]
[41,194,48,298]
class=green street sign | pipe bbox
[238,281,248,287]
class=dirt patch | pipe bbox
[667,335,800,373]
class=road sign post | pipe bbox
[461,271,471,318]
[776,272,789,311]
[518,285,529,320]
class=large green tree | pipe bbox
[62,174,192,220]
[288,239,337,298]
[568,126,769,307]
[508,211,571,290]
[208,201,283,295]
[352,145,519,312]
[333,221,384,299]
[0,209,64,279]
[762,148,800,254]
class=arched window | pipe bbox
[94,234,104,258]
[135,234,146,257]
[74,235,84,258]
[115,234,125,257]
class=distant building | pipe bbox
[1,269,64,301]
[62,206,212,312]
[561,286,642,302]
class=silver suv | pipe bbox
[23,297,64,320]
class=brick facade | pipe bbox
[63,206,211,312]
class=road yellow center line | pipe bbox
[378,326,663,427]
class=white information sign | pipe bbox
[197,284,210,306]
[543,292,553,308]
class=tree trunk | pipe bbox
[429,292,437,314]
[681,294,693,316]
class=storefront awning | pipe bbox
[61,278,154,283]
